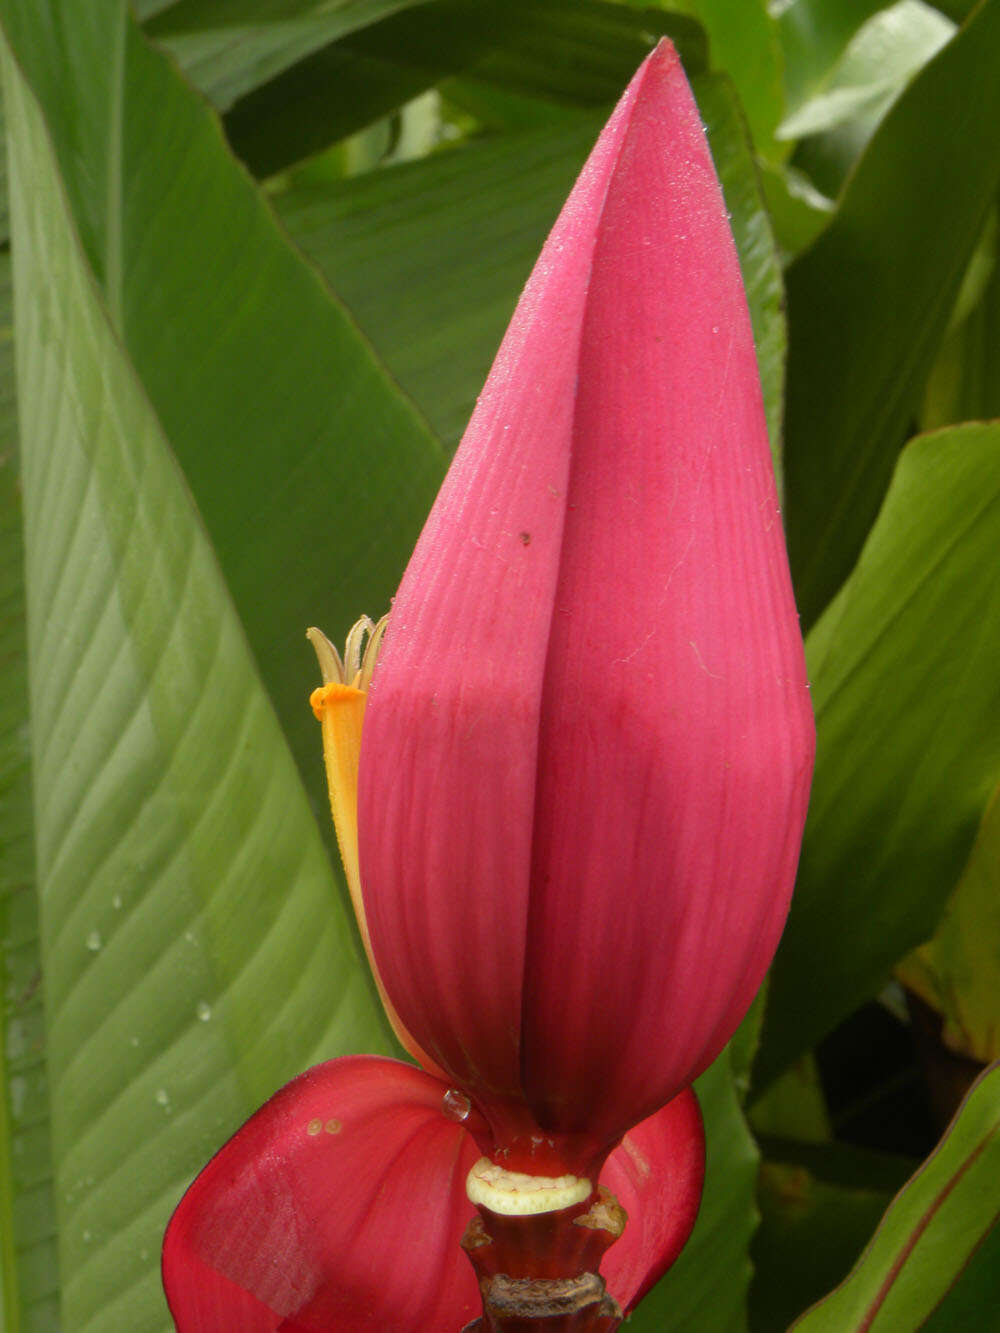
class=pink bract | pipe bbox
[358,40,814,1163]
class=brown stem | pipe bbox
[461,1187,626,1333]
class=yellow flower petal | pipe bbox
[308,620,444,1077]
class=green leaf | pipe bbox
[777,1,954,143]
[758,423,1000,1085]
[921,208,1000,430]
[0,0,446,815]
[921,1219,1000,1329]
[896,783,1000,1065]
[692,74,787,475]
[0,253,59,1333]
[749,1055,832,1146]
[630,1049,760,1332]
[0,99,8,244]
[2,28,391,1333]
[789,1061,1000,1330]
[275,71,787,465]
[757,159,834,259]
[221,0,707,178]
[750,1161,895,1331]
[777,0,888,110]
[782,0,1000,627]
[146,0,433,112]
[274,119,594,453]
[784,2,957,204]
[927,0,978,17]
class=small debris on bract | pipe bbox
[196,1001,212,1023]
[442,1089,471,1122]
[85,929,102,952]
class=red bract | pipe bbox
[164,39,813,1332]
[359,38,814,1166]
[163,1059,703,1330]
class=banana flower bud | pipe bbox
[163,39,814,1332]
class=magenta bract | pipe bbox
[358,41,814,1163]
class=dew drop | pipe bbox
[154,1088,171,1112]
[442,1089,471,1122]
[306,1118,322,1136]
[85,929,102,952]
[196,1001,212,1023]
[112,893,123,910]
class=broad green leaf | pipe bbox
[785,2,956,204]
[133,0,178,17]
[758,423,1000,1084]
[921,1219,1000,1329]
[146,0,433,112]
[758,160,834,259]
[0,99,7,243]
[750,1162,896,1331]
[777,1,953,143]
[782,0,1000,627]
[777,0,888,109]
[222,0,707,178]
[0,0,446,816]
[3,33,391,1333]
[729,983,770,1105]
[896,784,1000,1065]
[275,72,787,464]
[692,74,786,475]
[630,1049,759,1332]
[275,120,592,453]
[790,1061,1000,1330]
[749,1054,832,1146]
[922,209,1000,430]
[0,252,59,1333]
[928,0,978,15]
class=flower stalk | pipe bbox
[461,1185,626,1332]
